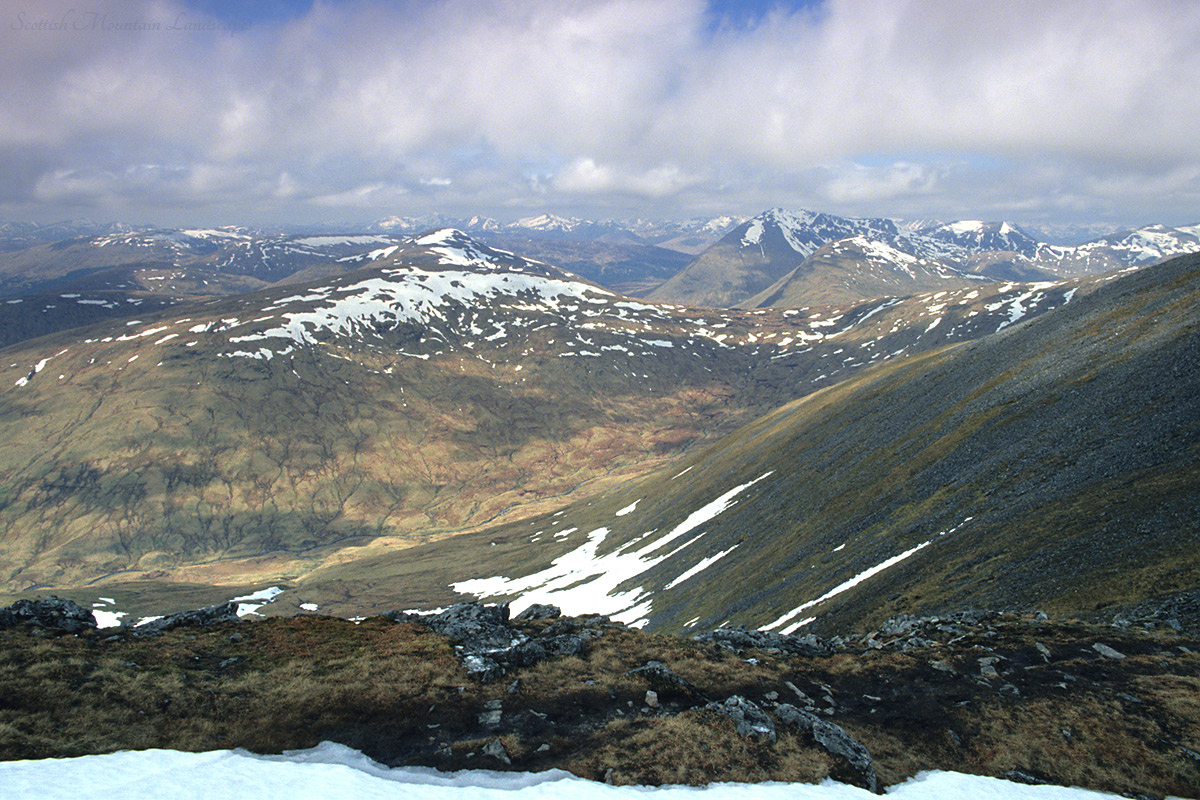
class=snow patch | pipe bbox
[615,501,639,517]
[453,473,773,622]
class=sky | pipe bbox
[2,0,1199,230]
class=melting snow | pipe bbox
[664,544,740,590]
[452,473,773,622]
[233,586,284,617]
[615,501,640,517]
[231,266,608,350]
[763,539,935,635]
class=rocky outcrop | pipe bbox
[707,695,776,743]
[0,597,95,634]
[514,604,562,622]
[776,703,877,793]
[387,603,601,682]
[694,625,833,657]
[130,601,241,636]
[625,660,709,704]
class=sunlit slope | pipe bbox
[423,253,1199,633]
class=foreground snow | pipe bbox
[0,741,1141,800]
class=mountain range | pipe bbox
[649,208,1200,308]
[0,207,1196,641]
[0,226,1089,602]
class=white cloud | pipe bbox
[552,158,701,198]
[309,183,409,208]
[821,163,938,204]
[2,0,1199,225]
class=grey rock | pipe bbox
[1035,642,1052,661]
[399,602,580,682]
[541,634,588,657]
[626,660,708,702]
[423,603,517,651]
[461,654,505,682]
[1001,769,1048,785]
[501,639,548,668]
[785,680,815,706]
[930,660,955,673]
[482,738,510,765]
[980,665,999,679]
[694,626,831,657]
[645,690,659,708]
[130,601,239,636]
[0,597,96,634]
[707,695,776,743]
[1093,642,1127,659]
[514,604,561,622]
[776,703,877,793]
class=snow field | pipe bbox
[0,741,1141,800]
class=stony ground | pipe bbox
[1,599,1198,797]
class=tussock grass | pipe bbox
[1,614,1198,796]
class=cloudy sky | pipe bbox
[3,0,1199,229]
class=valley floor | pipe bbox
[1,606,1198,798]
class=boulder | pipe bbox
[540,634,588,657]
[130,602,240,636]
[694,626,832,657]
[626,660,708,703]
[706,695,776,743]
[395,603,589,682]
[776,703,877,793]
[482,738,511,765]
[0,597,96,634]
[514,604,561,622]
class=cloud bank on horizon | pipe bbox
[2,0,1198,228]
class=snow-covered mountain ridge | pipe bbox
[651,207,1200,307]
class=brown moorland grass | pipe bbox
[0,613,1198,796]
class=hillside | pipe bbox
[0,230,1083,597]
[743,236,983,308]
[370,253,1200,633]
[648,209,906,307]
